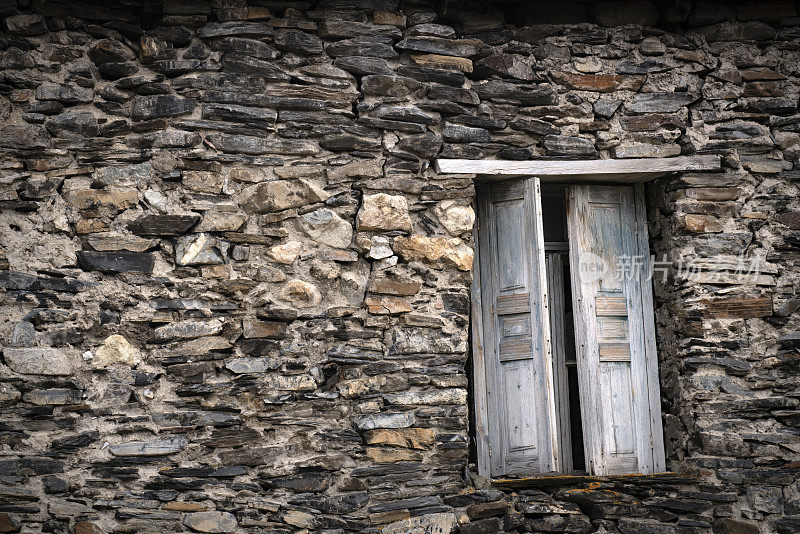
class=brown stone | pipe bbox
[551,71,644,92]
[85,234,157,253]
[743,81,782,97]
[776,211,800,229]
[368,277,422,296]
[682,214,723,233]
[242,318,287,339]
[714,518,760,534]
[673,49,706,63]
[394,235,473,271]
[374,11,406,27]
[246,6,271,19]
[65,189,138,210]
[619,113,685,132]
[740,68,786,81]
[365,296,412,315]
[196,211,247,233]
[702,296,772,318]
[364,428,436,449]
[713,67,743,84]
[679,187,740,201]
[75,521,103,534]
[409,53,473,73]
[75,219,109,234]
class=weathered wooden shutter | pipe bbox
[567,184,665,475]
[475,178,558,476]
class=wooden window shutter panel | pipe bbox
[567,183,666,475]
[475,177,559,476]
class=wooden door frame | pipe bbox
[454,156,721,479]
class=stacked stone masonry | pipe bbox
[0,0,800,532]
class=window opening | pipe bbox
[542,185,585,473]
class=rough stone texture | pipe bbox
[182,511,238,533]
[0,2,799,534]
[3,348,78,375]
[91,334,142,367]
[357,193,414,232]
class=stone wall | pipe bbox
[1,0,800,533]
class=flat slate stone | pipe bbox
[128,214,200,236]
[207,134,318,155]
[210,37,279,59]
[46,112,99,138]
[77,251,155,274]
[3,348,78,375]
[225,358,278,374]
[319,20,402,40]
[202,103,277,128]
[274,29,324,55]
[699,21,777,42]
[109,436,188,457]
[627,92,697,113]
[442,123,491,143]
[382,512,458,534]
[326,38,399,59]
[777,332,800,349]
[543,135,598,157]
[396,36,487,58]
[0,124,50,149]
[398,65,465,87]
[131,95,196,121]
[616,59,671,74]
[473,80,558,106]
[154,318,224,341]
[197,22,274,39]
[334,56,393,76]
[353,412,416,431]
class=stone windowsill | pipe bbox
[491,471,698,489]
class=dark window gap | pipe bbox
[542,184,586,474]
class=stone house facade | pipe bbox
[1,0,800,532]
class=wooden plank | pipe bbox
[633,184,666,474]
[497,293,531,314]
[435,155,722,179]
[598,343,631,361]
[616,187,653,474]
[491,179,525,201]
[598,317,628,340]
[499,339,533,361]
[567,185,603,475]
[595,296,628,316]
[528,178,560,476]
[470,219,491,478]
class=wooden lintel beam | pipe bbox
[435,155,722,180]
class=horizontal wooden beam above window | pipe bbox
[435,155,721,182]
